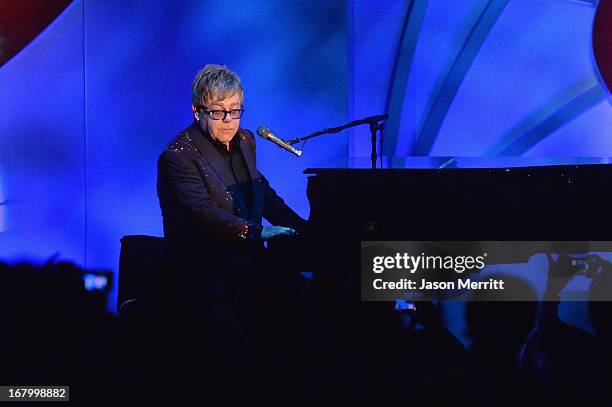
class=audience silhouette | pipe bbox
[1,251,611,405]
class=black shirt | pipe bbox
[204,130,254,219]
[205,132,251,185]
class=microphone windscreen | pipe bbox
[256,126,270,139]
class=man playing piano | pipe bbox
[157,64,306,306]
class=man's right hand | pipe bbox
[261,226,296,241]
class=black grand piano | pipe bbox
[274,160,612,272]
[119,160,612,310]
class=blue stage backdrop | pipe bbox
[0,0,610,313]
[349,0,612,163]
[0,0,348,311]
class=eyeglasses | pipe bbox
[199,105,245,120]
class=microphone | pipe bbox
[256,126,303,157]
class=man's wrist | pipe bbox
[238,224,249,240]
[237,222,262,240]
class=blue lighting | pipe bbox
[1,0,611,317]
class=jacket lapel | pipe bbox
[186,124,236,188]
[237,129,259,180]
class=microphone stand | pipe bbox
[286,114,389,169]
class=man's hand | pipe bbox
[261,226,296,241]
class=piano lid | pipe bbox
[303,160,612,243]
[305,157,612,172]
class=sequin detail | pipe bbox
[166,132,195,153]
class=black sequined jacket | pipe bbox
[157,123,306,254]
